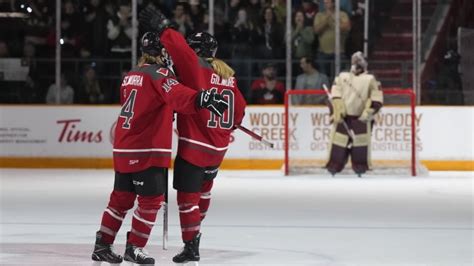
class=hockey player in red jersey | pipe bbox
[139,7,247,264]
[91,31,229,265]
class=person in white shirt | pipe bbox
[45,74,74,104]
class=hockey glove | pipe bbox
[197,90,229,117]
[139,5,177,35]
[331,98,346,123]
[359,99,374,122]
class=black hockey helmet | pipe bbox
[140,31,163,57]
[186,32,218,58]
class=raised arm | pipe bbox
[139,6,206,90]
[160,29,206,90]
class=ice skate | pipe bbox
[91,231,123,264]
[173,233,201,265]
[123,241,155,265]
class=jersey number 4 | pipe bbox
[207,88,234,129]
[120,89,137,129]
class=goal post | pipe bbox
[284,88,423,176]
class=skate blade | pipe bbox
[92,262,121,266]
[175,262,199,266]
[124,262,154,266]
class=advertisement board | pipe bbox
[0,105,472,169]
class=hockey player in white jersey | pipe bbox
[326,51,384,176]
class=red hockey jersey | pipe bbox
[113,63,200,173]
[161,30,247,167]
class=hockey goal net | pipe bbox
[284,88,427,176]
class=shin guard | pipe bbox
[128,194,164,247]
[99,190,136,244]
[177,191,201,241]
[199,180,214,221]
[350,119,371,174]
[326,123,350,174]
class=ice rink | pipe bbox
[0,169,472,266]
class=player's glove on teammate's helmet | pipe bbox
[186,32,218,58]
[196,90,229,117]
[140,32,163,56]
[139,5,177,35]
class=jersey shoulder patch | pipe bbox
[156,68,169,76]
[141,64,175,81]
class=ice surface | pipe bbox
[0,169,472,265]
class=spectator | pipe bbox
[246,0,263,27]
[76,64,104,104]
[189,0,206,32]
[60,0,83,57]
[435,50,464,104]
[319,0,352,15]
[107,1,132,57]
[313,0,351,77]
[255,7,284,59]
[293,57,329,104]
[21,42,41,103]
[83,0,109,57]
[172,2,193,36]
[346,0,365,56]
[251,64,285,104]
[292,10,315,59]
[228,0,243,24]
[45,74,74,104]
[25,0,53,28]
[270,0,286,24]
[212,7,232,59]
[301,0,319,26]
[23,0,53,57]
[0,41,10,57]
[230,8,257,92]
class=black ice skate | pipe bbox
[91,231,123,264]
[124,241,155,265]
[173,233,201,265]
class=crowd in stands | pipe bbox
[0,0,376,105]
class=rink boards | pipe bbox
[0,105,472,170]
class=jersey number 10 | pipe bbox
[207,88,234,129]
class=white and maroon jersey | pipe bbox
[113,63,199,173]
[161,30,247,167]
[331,71,383,116]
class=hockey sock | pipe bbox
[199,180,214,221]
[177,191,201,241]
[128,194,163,247]
[99,190,136,244]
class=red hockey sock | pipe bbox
[177,191,201,241]
[99,190,136,244]
[199,180,214,221]
[128,194,163,247]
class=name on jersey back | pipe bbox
[210,73,234,87]
[122,75,143,87]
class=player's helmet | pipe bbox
[186,32,218,58]
[140,32,163,57]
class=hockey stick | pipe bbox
[322,84,356,143]
[162,168,168,250]
[236,125,274,148]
